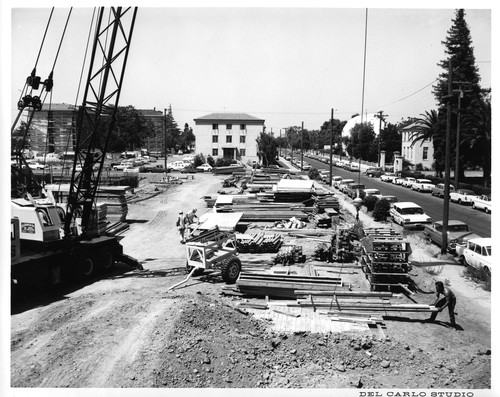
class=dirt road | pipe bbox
[9,172,492,393]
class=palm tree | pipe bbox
[410,109,445,176]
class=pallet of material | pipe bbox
[235,272,344,299]
[236,232,283,253]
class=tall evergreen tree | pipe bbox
[432,9,488,182]
[256,132,278,167]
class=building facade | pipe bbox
[399,121,434,170]
[24,103,78,154]
[193,113,265,163]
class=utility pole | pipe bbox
[329,108,334,186]
[376,110,387,167]
[279,129,282,157]
[453,83,472,190]
[300,121,304,171]
[441,60,453,254]
[163,108,167,171]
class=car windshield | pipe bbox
[448,224,469,232]
[484,246,491,256]
[401,207,424,215]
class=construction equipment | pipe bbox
[168,227,242,291]
[11,8,141,289]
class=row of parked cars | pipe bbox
[323,171,491,274]
[370,168,491,214]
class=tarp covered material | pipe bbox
[198,212,244,231]
[274,179,315,192]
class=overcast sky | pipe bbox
[4,2,493,134]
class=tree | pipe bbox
[462,92,491,186]
[411,109,447,176]
[256,132,278,167]
[110,105,154,152]
[179,123,195,153]
[164,104,182,151]
[377,122,402,164]
[345,123,376,162]
[432,9,488,182]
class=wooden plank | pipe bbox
[273,309,300,318]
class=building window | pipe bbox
[240,149,246,156]
[212,148,218,156]
[226,124,232,130]
[423,147,428,160]
[212,123,218,130]
[226,135,232,143]
[212,135,218,143]
[240,124,246,130]
[240,136,246,144]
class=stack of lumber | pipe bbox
[96,192,128,222]
[236,272,344,299]
[236,232,283,253]
[213,165,246,175]
[314,194,341,212]
[87,203,108,236]
[314,213,333,228]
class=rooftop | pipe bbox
[194,112,265,123]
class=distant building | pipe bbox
[25,103,78,154]
[140,108,165,156]
[399,121,434,170]
[341,113,385,139]
[193,113,265,162]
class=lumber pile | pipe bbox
[86,203,108,236]
[314,194,341,212]
[213,165,246,174]
[236,232,283,253]
[235,272,344,299]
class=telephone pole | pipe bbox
[300,121,304,171]
[441,60,453,254]
[453,83,472,189]
[329,108,335,186]
[376,110,387,167]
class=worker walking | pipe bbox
[176,210,186,244]
[183,208,199,241]
[428,281,457,327]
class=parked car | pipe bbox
[345,184,365,199]
[302,163,311,171]
[332,176,344,188]
[142,164,168,173]
[431,183,455,198]
[365,167,383,178]
[374,195,399,207]
[26,161,47,170]
[401,177,416,188]
[363,188,380,197]
[450,189,476,205]
[196,163,213,172]
[380,172,398,183]
[411,178,435,192]
[346,163,360,172]
[170,161,188,171]
[472,194,491,213]
[338,179,355,193]
[113,160,136,171]
[392,176,405,185]
[423,220,481,253]
[456,238,492,274]
[389,202,432,228]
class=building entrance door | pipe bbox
[223,148,235,160]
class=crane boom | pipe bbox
[64,7,137,238]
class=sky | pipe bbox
[3,1,493,135]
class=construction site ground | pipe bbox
[8,172,492,394]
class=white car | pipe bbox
[472,194,491,213]
[411,179,435,192]
[456,238,491,274]
[196,164,213,172]
[380,172,398,183]
[389,202,432,227]
[363,188,380,197]
[26,161,47,170]
[332,176,344,188]
[392,176,405,185]
[450,189,476,205]
[338,179,355,193]
[402,177,416,188]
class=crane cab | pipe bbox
[11,197,66,242]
